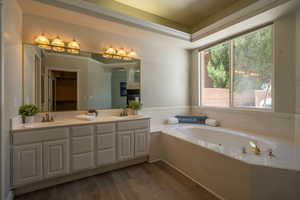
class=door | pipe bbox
[13,143,43,186]
[44,140,69,178]
[117,131,134,161]
[134,129,149,157]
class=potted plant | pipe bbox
[19,104,39,124]
[128,101,142,115]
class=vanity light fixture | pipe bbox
[103,46,137,60]
[51,36,65,52]
[34,34,81,54]
[34,34,51,50]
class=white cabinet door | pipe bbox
[13,143,43,186]
[117,131,134,161]
[44,140,69,178]
[134,129,149,157]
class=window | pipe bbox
[200,25,273,109]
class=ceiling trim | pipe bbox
[34,0,191,41]
[33,0,297,43]
[191,0,290,42]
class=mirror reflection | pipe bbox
[23,44,141,112]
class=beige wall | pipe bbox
[2,0,23,199]
[23,45,42,105]
[295,8,300,145]
[297,10,300,114]
[274,13,296,114]
[22,15,190,108]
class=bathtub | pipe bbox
[158,124,300,200]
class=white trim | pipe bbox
[147,158,162,163]
[44,51,104,65]
[192,106,294,119]
[5,191,13,200]
[35,0,191,41]
[162,160,225,200]
[198,25,275,112]
[271,24,276,113]
[0,0,3,198]
[141,105,190,111]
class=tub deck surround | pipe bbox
[11,115,150,132]
[153,124,300,171]
[157,124,300,200]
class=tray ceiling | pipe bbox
[86,0,258,33]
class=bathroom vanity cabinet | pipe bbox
[11,118,150,189]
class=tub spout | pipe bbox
[249,141,261,155]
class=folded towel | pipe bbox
[167,117,179,124]
[205,118,219,127]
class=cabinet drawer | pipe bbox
[117,120,149,131]
[72,152,94,172]
[72,136,93,154]
[97,149,115,166]
[97,134,115,150]
[96,123,115,134]
[71,126,93,137]
[13,128,68,145]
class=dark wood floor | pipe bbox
[15,161,219,200]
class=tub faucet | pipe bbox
[249,141,261,155]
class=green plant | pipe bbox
[19,104,39,117]
[128,101,142,111]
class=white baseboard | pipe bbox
[161,160,225,200]
[6,191,14,200]
[147,158,162,163]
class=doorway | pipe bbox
[49,70,78,111]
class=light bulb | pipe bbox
[51,36,65,52]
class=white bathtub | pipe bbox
[157,124,300,200]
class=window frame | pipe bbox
[199,24,275,112]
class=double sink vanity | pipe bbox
[11,115,150,194]
[13,42,147,194]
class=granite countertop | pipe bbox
[11,115,150,133]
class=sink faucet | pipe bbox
[249,141,261,155]
[120,108,128,117]
[41,112,54,122]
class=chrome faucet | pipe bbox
[249,141,261,155]
[41,112,54,122]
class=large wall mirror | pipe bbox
[23,44,141,112]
